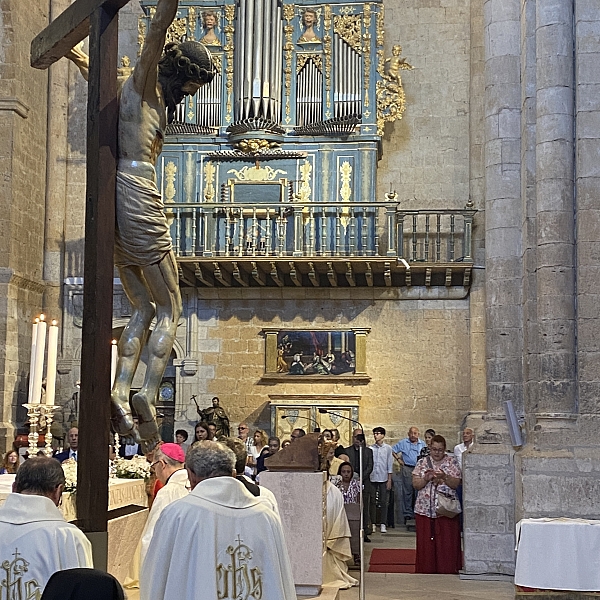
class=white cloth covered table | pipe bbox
[0,474,147,522]
[515,518,600,591]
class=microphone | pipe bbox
[280,414,320,432]
[317,408,364,433]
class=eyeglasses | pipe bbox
[238,426,248,431]
[150,460,162,472]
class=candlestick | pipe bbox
[111,339,118,387]
[41,404,59,457]
[31,315,47,404]
[45,320,59,406]
[114,432,121,457]
[23,403,41,455]
[28,318,39,404]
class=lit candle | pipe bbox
[31,315,47,405]
[45,320,59,406]
[111,339,118,387]
[28,317,39,404]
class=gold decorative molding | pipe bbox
[227,165,287,181]
[323,5,332,112]
[203,161,216,201]
[283,4,295,125]
[0,98,30,119]
[376,45,412,135]
[333,14,362,53]
[212,54,223,71]
[233,139,281,155]
[223,5,235,123]
[363,4,372,108]
[166,17,187,45]
[297,54,323,73]
[298,159,312,202]
[188,7,197,40]
[164,161,177,202]
[376,6,384,48]
[137,16,146,56]
[339,161,352,226]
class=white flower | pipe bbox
[113,455,151,480]
[61,458,78,492]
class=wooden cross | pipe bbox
[32,0,132,569]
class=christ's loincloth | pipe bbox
[115,168,173,268]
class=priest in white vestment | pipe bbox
[125,443,190,589]
[141,441,296,600]
[0,457,93,597]
[323,481,359,589]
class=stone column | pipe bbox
[483,0,523,417]
[575,0,600,431]
[533,0,576,420]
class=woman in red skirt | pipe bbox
[412,435,462,573]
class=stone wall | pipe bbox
[0,0,50,448]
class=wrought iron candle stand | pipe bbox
[41,404,60,457]
[23,403,41,456]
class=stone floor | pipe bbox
[124,527,516,600]
[337,526,515,600]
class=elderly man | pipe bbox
[141,442,295,600]
[454,427,474,469]
[54,427,78,462]
[290,428,306,441]
[0,457,93,595]
[392,426,425,526]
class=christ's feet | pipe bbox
[110,391,139,444]
[132,390,160,453]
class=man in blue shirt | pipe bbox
[392,427,425,526]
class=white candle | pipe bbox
[111,339,118,387]
[31,315,47,405]
[28,318,39,404]
[45,320,59,406]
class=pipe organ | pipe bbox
[138,0,411,265]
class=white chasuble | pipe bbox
[0,494,93,598]
[141,476,296,600]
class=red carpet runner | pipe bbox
[368,548,416,573]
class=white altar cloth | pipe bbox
[0,474,147,522]
[515,518,600,591]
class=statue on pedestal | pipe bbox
[198,397,230,438]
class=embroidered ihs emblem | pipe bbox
[216,535,263,600]
[0,549,42,600]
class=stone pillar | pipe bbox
[483,0,523,418]
[575,0,600,431]
[533,0,576,421]
[43,0,70,319]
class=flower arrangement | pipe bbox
[113,455,151,480]
[61,458,78,492]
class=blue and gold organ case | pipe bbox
[138,0,416,280]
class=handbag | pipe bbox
[426,457,461,519]
[435,490,461,518]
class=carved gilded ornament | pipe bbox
[187,95,194,121]
[211,54,223,71]
[376,6,384,48]
[223,5,236,123]
[339,160,353,226]
[297,54,323,73]
[334,14,362,54]
[227,165,287,181]
[164,161,177,202]
[363,4,372,107]
[323,5,332,111]
[137,17,146,56]
[376,45,413,135]
[203,161,216,201]
[283,4,295,124]
[166,17,188,45]
[299,159,312,202]
[233,139,281,155]
[188,7,197,40]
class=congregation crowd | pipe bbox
[0,419,474,598]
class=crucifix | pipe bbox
[31,0,215,568]
[31,0,132,568]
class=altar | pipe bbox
[0,474,148,584]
